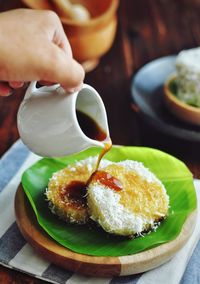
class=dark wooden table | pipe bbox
[1,0,200,283]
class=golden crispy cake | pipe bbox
[87,160,169,236]
[47,157,169,235]
[46,157,97,224]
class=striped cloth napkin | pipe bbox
[0,140,200,284]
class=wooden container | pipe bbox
[21,0,119,71]
[164,75,200,126]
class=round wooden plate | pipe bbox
[15,185,197,277]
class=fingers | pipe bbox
[0,9,84,94]
[0,81,25,97]
[41,10,72,56]
[0,82,13,96]
[39,44,85,92]
[56,57,85,92]
[9,81,24,88]
[60,58,85,91]
[52,21,72,56]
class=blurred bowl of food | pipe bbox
[164,47,200,126]
[164,75,200,126]
[21,0,119,71]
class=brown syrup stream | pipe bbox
[77,109,113,174]
[61,112,121,203]
[85,139,122,190]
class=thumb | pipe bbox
[40,44,85,92]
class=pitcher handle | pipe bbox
[24,81,38,99]
[24,81,62,100]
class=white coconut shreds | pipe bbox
[175,47,200,106]
[86,158,169,236]
[88,185,153,235]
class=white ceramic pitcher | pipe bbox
[17,81,110,157]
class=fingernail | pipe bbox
[0,90,13,97]
[66,88,76,94]
[66,86,82,94]
[9,81,24,89]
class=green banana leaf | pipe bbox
[21,146,196,257]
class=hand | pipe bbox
[0,9,85,96]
